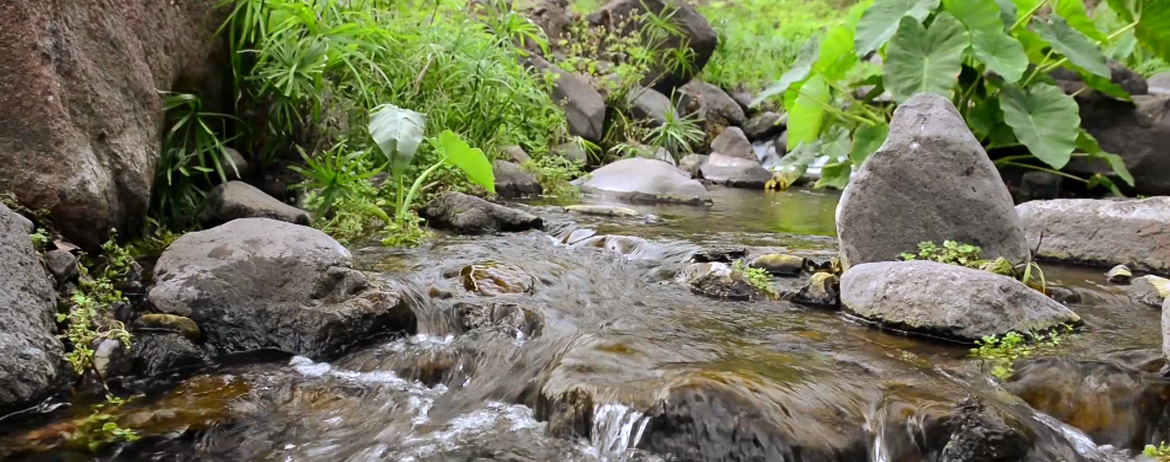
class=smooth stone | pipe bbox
[677,154,707,179]
[678,262,763,300]
[677,79,747,128]
[699,153,771,188]
[44,249,79,286]
[627,87,672,126]
[554,142,589,164]
[742,111,786,141]
[578,158,712,205]
[1129,275,1170,308]
[1017,197,1170,272]
[200,181,311,229]
[546,61,606,142]
[709,127,755,160]
[420,192,544,234]
[750,254,805,276]
[836,93,1029,269]
[1106,265,1133,284]
[503,145,532,164]
[1150,72,1170,96]
[493,160,543,198]
[841,261,1081,341]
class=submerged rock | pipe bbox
[835,93,1029,269]
[1130,275,1170,308]
[0,204,64,414]
[420,192,544,234]
[200,181,311,228]
[1017,197,1170,272]
[937,396,1029,462]
[148,218,416,358]
[794,272,840,307]
[678,262,764,300]
[578,158,712,205]
[840,261,1081,341]
[492,160,543,198]
[690,247,747,263]
[709,127,755,160]
[699,153,771,188]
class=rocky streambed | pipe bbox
[1,186,1167,462]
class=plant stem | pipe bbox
[1022,50,1057,87]
[996,161,1089,183]
[1105,21,1138,42]
[799,87,877,127]
[396,161,445,224]
[1011,0,1049,31]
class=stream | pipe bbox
[2,187,1165,462]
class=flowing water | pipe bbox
[3,187,1166,462]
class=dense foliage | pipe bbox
[758,0,1170,192]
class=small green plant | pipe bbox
[1144,441,1170,460]
[30,228,49,251]
[67,395,141,452]
[900,240,1048,292]
[58,231,134,383]
[524,155,583,198]
[972,326,1072,379]
[733,260,777,299]
[647,103,706,160]
[154,93,238,227]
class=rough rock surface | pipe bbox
[200,181,311,228]
[420,192,544,234]
[627,88,673,126]
[554,142,589,164]
[0,0,228,249]
[743,111,786,141]
[750,254,805,276]
[794,272,840,307]
[835,93,1030,269]
[539,58,606,142]
[676,80,746,128]
[0,204,64,413]
[699,153,771,188]
[677,154,707,178]
[579,158,711,204]
[492,161,543,198]
[1130,275,1169,308]
[148,219,417,358]
[129,333,207,379]
[1164,297,1170,364]
[1017,197,1170,272]
[840,261,1081,341]
[678,262,762,300]
[709,127,755,160]
[587,0,716,91]
[1069,94,1170,196]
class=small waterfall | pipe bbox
[590,403,650,460]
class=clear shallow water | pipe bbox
[1,187,1162,461]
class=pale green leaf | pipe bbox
[815,25,859,81]
[1067,63,1131,101]
[971,29,1028,82]
[1033,16,1111,78]
[995,0,1018,28]
[753,37,820,107]
[854,0,941,55]
[999,83,1080,169]
[884,13,969,102]
[1055,0,1107,41]
[786,75,830,151]
[815,162,853,189]
[1077,130,1135,186]
[850,122,889,166]
[1135,0,1170,62]
[944,0,1004,33]
[432,130,495,193]
[369,104,426,177]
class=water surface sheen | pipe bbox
[7,187,1162,462]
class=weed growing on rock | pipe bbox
[29,228,49,251]
[733,260,777,299]
[971,326,1072,380]
[524,156,583,198]
[900,241,1048,292]
[58,231,134,382]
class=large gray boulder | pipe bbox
[709,127,755,161]
[1068,95,1170,196]
[200,181,311,228]
[534,57,606,142]
[1017,197,1170,272]
[579,158,711,204]
[148,219,416,358]
[699,153,771,188]
[587,0,716,91]
[841,261,1081,341]
[0,204,64,413]
[835,93,1030,269]
[627,88,672,126]
[492,161,543,198]
[677,80,746,128]
[420,192,544,234]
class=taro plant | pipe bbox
[755,0,1170,192]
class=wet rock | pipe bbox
[938,396,1029,462]
[690,247,747,263]
[200,181,311,228]
[134,313,201,340]
[750,254,804,276]
[148,218,416,358]
[1069,94,1170,196]
[587,0,716,91]
[0,204,64,414]
[1017,197,1170,272]
[43,249,79,286]
[1164,297,1170,364]
[420,192,544,234]
[676,80,746,128]
[493,160,543,198]
[794,272,840,307]
[457,264,536,296]
[678,262,762,300]
[554,142,589,164]
[626,87,672,126]
[742,111,786,141]
[840,261,1081,341]
[753,140,782,168]
[578,158,712,205]
[454,301,544,339]
[1151,72,1170,96]
[563,204,640,217]
[699,153,771,188]
[677,154,707,178]
[538,57,606,142]
[93,338,132,381]
[836,93,1029,269]
[1106,265,1133,284]
[1129,275,1170,308]
[709,127,754,160]
[0,0,227,250]
[1007,357,1170,451]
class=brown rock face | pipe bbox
[0,0,227,249]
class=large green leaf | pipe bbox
[995,0,1018,28]
[999,83,1080,169]
[815,163,853,189]
[1055,0,1107,41]
[884,13,969,102]
[1066,62,1131,101]
[944,0,1004,33]
[850,122,889,166]
[753,37,820,107]
[786,76,831,151]
[369,104,426,177]
[1076,129,1135,186]
[432,130,495,194]
[1033,16,1111,78]
[855,0,941,55]
[815,25,859,81]
[971,29,1028,82]
[1136,0,1170,62]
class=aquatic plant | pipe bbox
[733,260,778,299]
[971,326,1072,379]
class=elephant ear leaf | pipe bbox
[855,0,941,55]
[369,104,426,177]
[432,130,495,194]
[999,83,1080,170]
[1033,16,1111,78]
[971,29,1028,83]
[884,13,969,103]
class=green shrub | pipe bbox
[58,231,134,382]
[154,93,239,227]
[756,0,1170,192]
[1145,441,1170,460]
